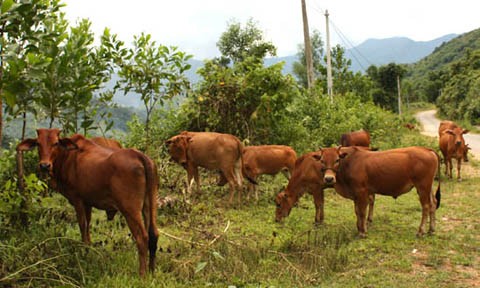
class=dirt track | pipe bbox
[415,109,480,160]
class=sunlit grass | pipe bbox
[1,141,479,287]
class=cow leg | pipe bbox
[367,194,375,223]
[447,157,453,179]
[456,158,462,182]
[354,197,369,238]
[187,165,200,195]
[417,187,434,237]
[73,201,92,244]
[123,211,149,277]
[312,188,324,224]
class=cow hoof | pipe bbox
[457,178,462,182]
[357,232,367,239]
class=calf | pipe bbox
[17,129,159,276]
[166,131,254,204]
[438,121,469,181]
[314,146,441,237]
[274,151,325,224]
[243,145,297,200]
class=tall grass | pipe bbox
[1,132,479,287]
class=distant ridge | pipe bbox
[110,33,459,107]
[346,34,458,72]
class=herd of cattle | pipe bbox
[14,120,471,276]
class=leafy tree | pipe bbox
[367,63,406,111]
[293,29,325,88]
[217,18,276,65]
[0,0,63,143]
[115,33,191,151]
[437,49,480,122]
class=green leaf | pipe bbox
[194,262,207,273]
[1,0,13,13]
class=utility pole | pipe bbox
[301,0,314,89]
[397,74,402,115]
[325,10,333,100]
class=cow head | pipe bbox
[165,135,191,168]
[445,128,469,146]
[274,189,296,222]
[16,128,77,173]
[313,147,348,186]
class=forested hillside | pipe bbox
[405,28,480,122]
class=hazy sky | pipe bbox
[63,0,479,60]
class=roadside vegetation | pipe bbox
[1,1,479,287]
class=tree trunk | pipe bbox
[21,111,27,140]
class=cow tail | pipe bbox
[434,150,441,209]
[137,152,159,272]
[238,140,258,185]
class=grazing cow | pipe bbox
[243,145,297,200]
[438,121,469,181]
[274,151,325,224]
[313,146,441,237]
[17,129,159,276]
[340,129,371,147]
[165,131,254,204]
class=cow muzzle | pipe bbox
[39,162,52,172]
[324,175,336,185]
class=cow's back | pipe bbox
[340,130,370,147]
[186,132,242,169]
[243,145,296,175]
[53,137,148,210]
[286,151,323,192]
[338,147,438,198]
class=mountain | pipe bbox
[108,33,459,108]
[346,34,458,72]
[407,28,480,80]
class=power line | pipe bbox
[307,1,374,72]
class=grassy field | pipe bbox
[1,135,479,287]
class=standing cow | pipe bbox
[340,129,371,147]
[165,131,254,204]
[17,129,159,276]
[242,145,297,200]
[274,151,325,224]
[314,146,441,237]
[438,121,469,181]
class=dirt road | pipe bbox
[415,109,480,159]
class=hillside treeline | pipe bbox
[405,28,480,123]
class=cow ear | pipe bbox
[59,138,78,150]
[445,129,454,135]
[462,129,469,134]
[338,146,350,158]
[17,138,38,152]
[165,139,172,146]
[186,136,193,143]
[312,154,322,161]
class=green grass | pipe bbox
[1,144,479,287]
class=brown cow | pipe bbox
[340,129,371,147]
[438,120,470,162]
[274,151,325,224]
[243,145,297,200]
[17,129,159,276]
[165,131,253,204]
[438,121,469,181]
[90,137,122,220]
[313,146,441,237]
[90,136,122,150]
